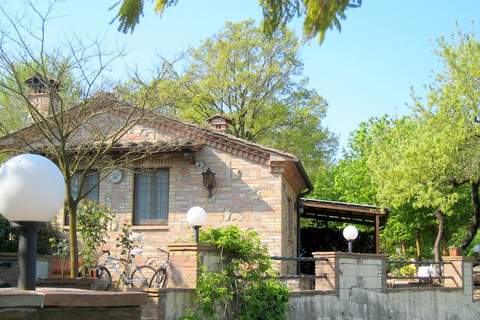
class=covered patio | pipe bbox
[298,199,389,254]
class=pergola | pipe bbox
[299,198,389,254]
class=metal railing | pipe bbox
[385,259,454,288]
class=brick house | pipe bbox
[0,80,312,275]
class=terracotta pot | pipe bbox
[448,247,463,256]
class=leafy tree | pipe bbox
[123,20,336,173]
[367,113,476,260]
[311,117,435,259]
[112,0,362,43]
[77,201,114,274]
[0,2,176,277]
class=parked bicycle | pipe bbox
[148,248,170,288]
[91,249,156,291]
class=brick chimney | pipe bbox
[24,74,60,117]
[207,114,231,133]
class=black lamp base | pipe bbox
[12,221,46,290]
[193,226,200,243]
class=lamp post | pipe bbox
[0,154,65,290]
[343,225,358,253]
[186,206,207,243]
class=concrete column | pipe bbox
[166,243,220,288]
[336,252,387,300]
[463,258,474,301]
[312,251,387,300]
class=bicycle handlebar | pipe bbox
[156,248,168,254]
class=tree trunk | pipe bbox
[400,242,407,255]
[415,230,422,259]
[441,233,448,256]
[460,181,480,250]
[433,209,445,263]
[68,203,79,278]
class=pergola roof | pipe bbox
[300,198,389,255]
[300,198,388,227]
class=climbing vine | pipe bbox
[183,226,289,320]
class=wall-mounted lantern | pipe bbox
[202,167,216,198]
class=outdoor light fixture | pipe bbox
[202,167,216,198]
[343,225,359,253]
[0,154,65,290]
[186,206,207,243]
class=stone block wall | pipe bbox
[0,288,146,320]
[287,254,480,320]
[312,252,387,295]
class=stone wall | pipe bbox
[287,286,480,320]
[286,252,480,320]
[0,287,146,320]
[137,252,480,319]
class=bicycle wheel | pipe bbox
[149,267,167,288]
[130,265,156,288]
[91,266,112,291]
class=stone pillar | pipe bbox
[443,256,464,288]
[312,251,387,299]
[463,258,475,302]
[167,243,220,289]
[312,252,337,291]
[335,252,386,300]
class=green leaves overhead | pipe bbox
[112,0,358,43]
[260,0,352,42]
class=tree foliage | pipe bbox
[77,201,114,273]
[120,20,336,173]
[368,30,480,256]
[0,2,176,277]
[112,0,360,42]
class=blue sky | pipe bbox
[8,0,480,154]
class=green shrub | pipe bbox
[182,226,289,320]
[77,201,114,273]
[0,214,63,254]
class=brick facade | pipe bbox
[50,114,308,275]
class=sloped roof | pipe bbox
[0,93,312,191]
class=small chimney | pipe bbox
[207,114,231,133]
[24,74,60,117]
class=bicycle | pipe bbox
[148,248,170,288]
[91,249,156,291]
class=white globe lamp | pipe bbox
[343,225,359,253]
[186,206,207,242]
[0,154,65,290]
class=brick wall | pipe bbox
[281,177,298,275]
[57,144,299,275]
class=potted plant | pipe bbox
[448,246,463,256]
